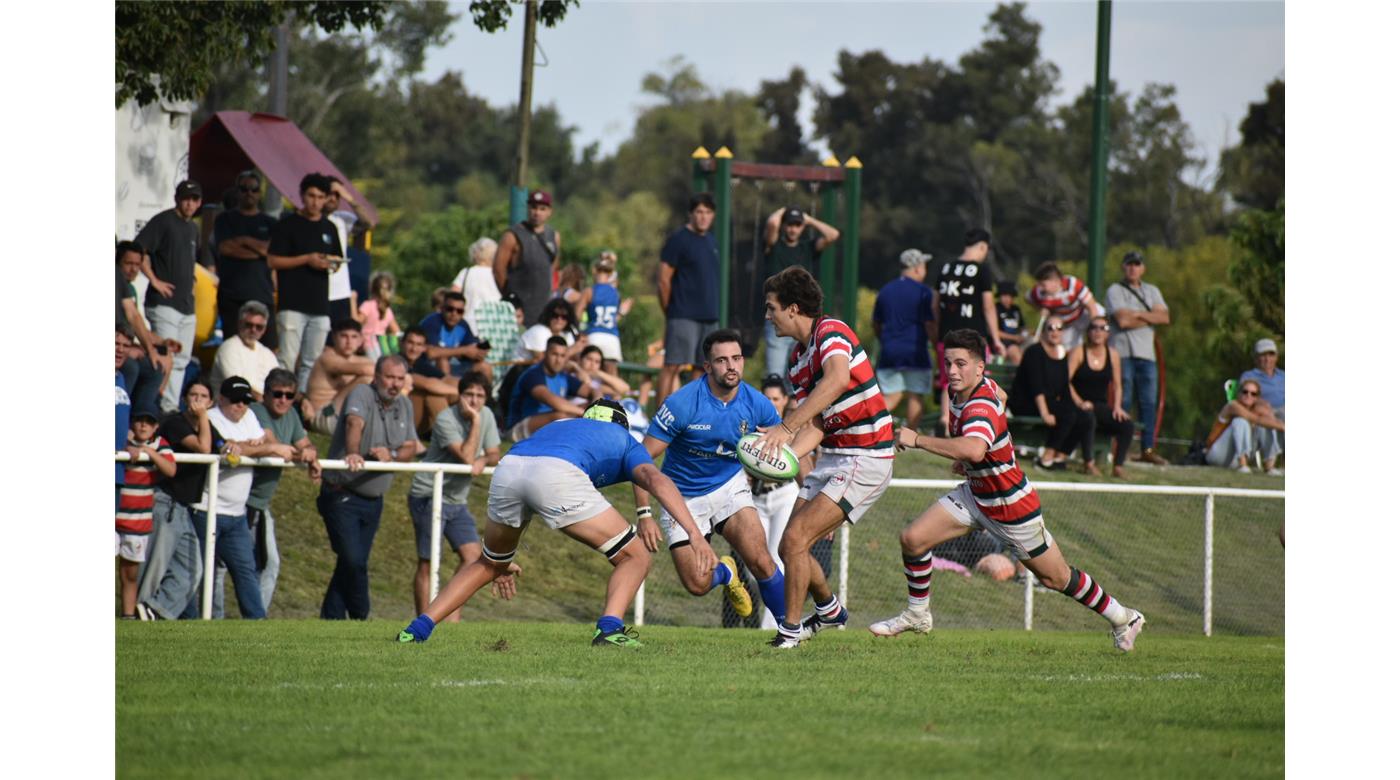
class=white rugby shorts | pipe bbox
[938,482,1054,560]
[798,452,893,524]
[662,468,755,547]
[487,455,612,530]
[586,331,623,362]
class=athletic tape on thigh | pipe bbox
[598,524,637,560]
[482,541,517,565]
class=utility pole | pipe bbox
[1086,0,1113,296]
[263,16,289,215]
[509,0,539,225]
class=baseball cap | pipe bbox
[131,404,161,423]
[900,248,932,268]
[996,280,1017,295]
[175,180,203,200]
[527,190,553,207]
[220,376,256,403]
[1122,250,1145,265]
[781,207,804,225]
[1254,338,1278,355]
[582,398,629,429]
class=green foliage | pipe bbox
[376,206,508,324]
[1227,203,1285,339]
[115,1,388,106]
[1218,80,1285,210]
[468,0,578,33]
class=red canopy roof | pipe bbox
[188,111,378,225]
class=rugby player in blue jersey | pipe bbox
[632,330,789,625]
[398,399,717,647]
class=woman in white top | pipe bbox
[451,236,500,333]
[512,297,588,363]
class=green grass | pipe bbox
[116,622,1283,779]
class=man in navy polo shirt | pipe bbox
[418,291,491,380]
[656,192,720,405]
[874,249,936,429]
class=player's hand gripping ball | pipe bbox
[736,432,800,482]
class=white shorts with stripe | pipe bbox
[486,455,612,531]
[798,452,893,524]
[585,331,623,362]
[661,469,755,548]
[938,482,1054,560]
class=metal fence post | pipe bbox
[634,582,645,627]
[1204,493,1215,637]
[1024,568,1035,631]
[839,524,850,606]
[430,470,444,603]
[201,460,220,620]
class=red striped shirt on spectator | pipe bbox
[117,434,174,535]
[949,377,1042,525]
[1027,274,1091,325]
[787,315,894,457]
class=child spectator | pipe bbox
[575,251,633,375]
[569,344,631,404]
[359,271,401,360]
[451,237,501,333]
[995,280,1027,365]
[117,406,176,617]
[554,262,587,310]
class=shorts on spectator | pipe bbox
[116,532,149,563]
[664,318,718,367]
[937,482,1054,560]
[586,331,623,362]
[487,455,612,530]
[661,469,755,548]
[308,403,338,435]
[798,452,893,524]
[876,367,933,396]
[407,494,481,560]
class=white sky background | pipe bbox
[424,0,1285,175]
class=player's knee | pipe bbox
[1037,570,1069,591]
[777,533,807,563]
[897,526,926,555]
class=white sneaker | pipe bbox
[868,608,933,637]
[1266,468,1283,477]
[768,632,801,649]
[1112,609,1145,652]
[1237,464,1252,474]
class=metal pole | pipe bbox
[842,157,863,325]
[691,147,711,193]
[201,461,220,620]
[263,17,289,214]
[430,470,444,603]
[634,582,645,627]
[1024,567,1035,630]
[1203,493,1215,637]
[1086,0,1113,297]
[819,157,840,303]
[510,0,539,225]
[838,524,850,606]
[714,147,733,327]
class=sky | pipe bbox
[423,1,1285,174]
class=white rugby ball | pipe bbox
[736,432,800,482]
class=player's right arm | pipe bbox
[631,462,717,580]
[630,435,671,551]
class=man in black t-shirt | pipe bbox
[761,206,841,378]
[268,173,343,394]
[136,179,203,413]
[214,170,278,349]
[931,228,1005,431]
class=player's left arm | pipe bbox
[630,435,670,552]
[896,424,989,462]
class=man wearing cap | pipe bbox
[873,249,937,429]
[995,280,1028,365]
[493,189,561,326]
[932,228,1005,431]
[268,173,343,395]
[137,179,204,413]
[181,376,277,619]
[762,206,841,377]
[1105,250,1172,465]
[214,170,278,349]
[1239,337,1284,466]
[317,355,417,620]
[210,301,280,398]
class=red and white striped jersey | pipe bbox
[1027,275,1091,325]
[117,434,174,535]
[788,315,894,457]
[949,377,1042,525]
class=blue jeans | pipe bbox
[1120,358,1159,449]
[146,305,197,413]
[1206,417,1282,468]
[317,487,383,620]
[181,510,266,619]
[137,492,204,619]
[764,320,796,382]
[275,309,332,394]
[120,352,163,416]
[210,507,281,617]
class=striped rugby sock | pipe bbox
[814,595,844,622]
[1061,568,1129,626]
[904,552,933,611]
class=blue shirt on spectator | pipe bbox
[660,226,719,321]
[116,372,131,483]
[873,276,934,369]
[419,311,479,376]
[646,377,781,496]
[508,362,583,427]
[586,282,622,337]
[508,418,653,488]
[1239,367,1285,411]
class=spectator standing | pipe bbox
[1205,378,1284,474]
[493,189,561,326]
[995,280,1028,365]
[182,377,272,620]
[323,177,375,325]
[301,319,376,435]
[135,380,212,621]
[400,325,460,437]
[118,407,175,617]
[318,355,416,620]
[268,173,342,394]
[933,229,1006,431]
[575,252,632,374]
[657,192,720,405]
[419,291,492,380]
[406,372,505,619]
[873,249,937,429]
[117,241,171,415]
[136,179,203,413]
[1067,316,1136,478]
[451,237,502,333]
[1104,251,1172,465]
[359,271,401,360]
[506,336,596,441]
[762,207,841,378]
[1009,316,1095,471]
[1027,261,1100,351]
[210,301,280,397]
[213,170,278,349]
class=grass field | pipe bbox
[116,621,1283,779]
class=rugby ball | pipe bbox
[736,432,800,482]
